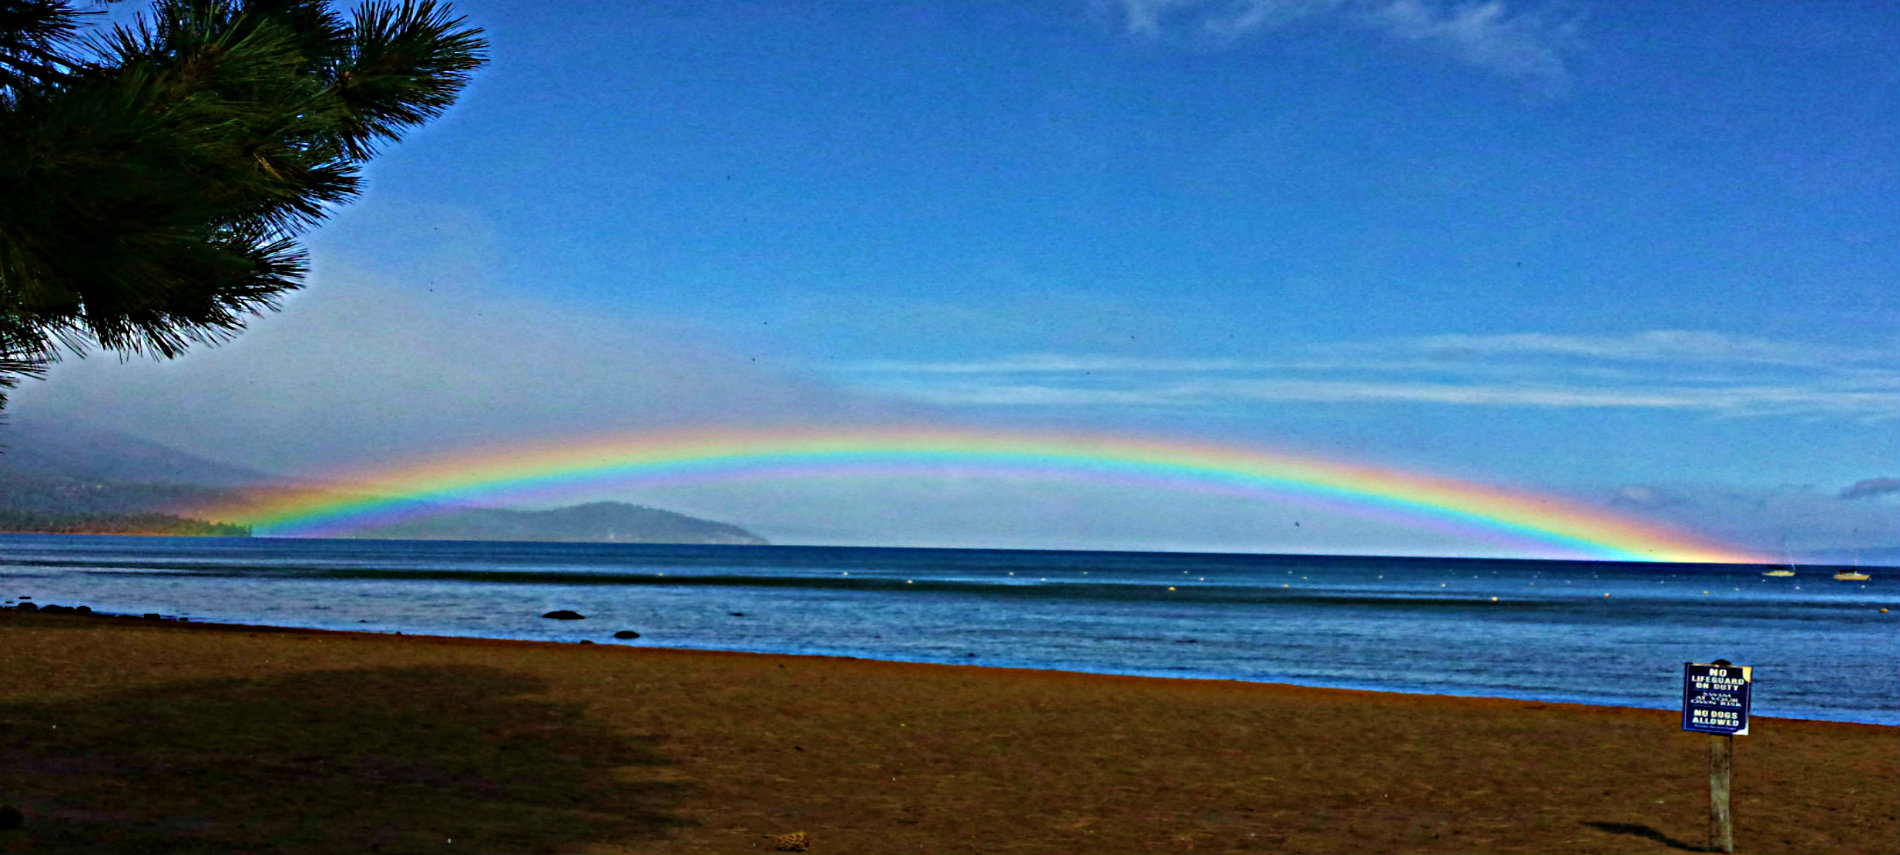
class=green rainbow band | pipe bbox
[197,427,1764,563]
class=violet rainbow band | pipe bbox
[193,427,1764,564]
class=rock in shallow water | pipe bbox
[541,609,585,620]
[614,630,640,639]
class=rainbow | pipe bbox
[197,427,1764,563]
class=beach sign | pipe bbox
[1682,662,1752,736]
[1683,660,1750,854]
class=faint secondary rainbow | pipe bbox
[198,427,1764,563]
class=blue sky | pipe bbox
[20,0,1898,557]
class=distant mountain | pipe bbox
[0,418,279,487]
[347,501,768,545]
[0,472,239,518]
[0,508,249,536]
[0,418,767,545]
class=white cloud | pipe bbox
[1840,477,1900,501]
[1360,0,1575,84]
[839,354,1281,374]
[870,377,1897,416]
[1609,485,1682,510]
[1119,0,1200,36]
[830,330,1900,419]
[1358,330,1887,368]
[13,264,924,475]
[1111,0,1578,86]
[1116,0,1342,38]
[1601,481,1900,555]
[841,331,1897,374]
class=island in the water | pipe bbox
[331,500,767,544]
[0,419,767,544]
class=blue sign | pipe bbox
[1682,662,1752,736]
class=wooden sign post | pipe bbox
[1682,661,1752,854]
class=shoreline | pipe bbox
[0,606,1750,714]
[2,607,1895,853]
[8,602,1893,728]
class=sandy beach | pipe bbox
[0,609,1893,854]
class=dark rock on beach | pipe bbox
[13,603,36,612]
[613,630,640,639]
[541,610,585,620]
[0,803,22,830]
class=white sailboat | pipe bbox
[1835,549,1871,581]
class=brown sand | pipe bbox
[0,610,1893,854]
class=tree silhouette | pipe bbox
[0,0,485,411]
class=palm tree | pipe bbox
[0,0,485,411]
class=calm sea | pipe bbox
[2,534,1894,725]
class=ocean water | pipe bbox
[2,534,1894,725]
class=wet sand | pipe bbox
[0,609,1893,854]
